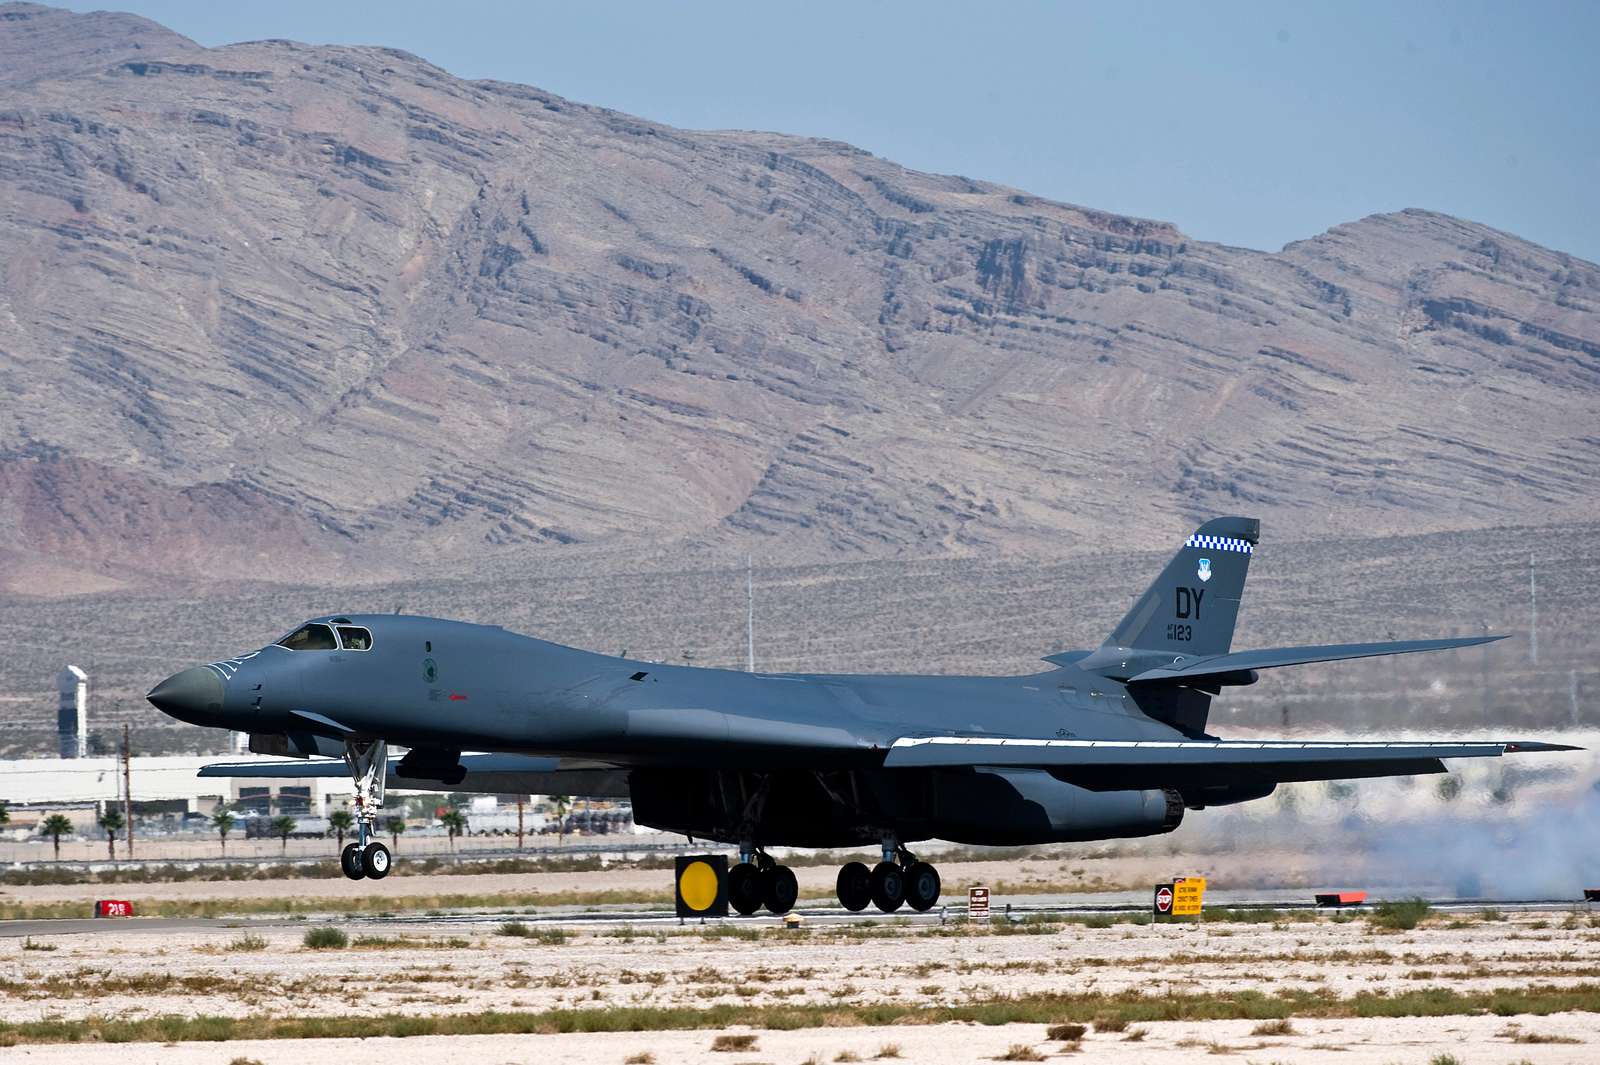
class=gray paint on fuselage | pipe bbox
[220,614,1172,769]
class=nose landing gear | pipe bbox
[338,739,392,881]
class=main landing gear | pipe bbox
[728,847,799,916]
[338,739,392,881]
[835,841,940,914]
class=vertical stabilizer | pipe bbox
[1101,516,1258,659]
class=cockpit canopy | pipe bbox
[277,621,373,651]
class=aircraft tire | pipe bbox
[904,861,941,911]
[340,842,366,880]
[727,862,763,916]
[761,865,799,915]
[836,861,872,912]
[869,861,905,913]
[363,841,392,880]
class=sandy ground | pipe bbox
[0,1015,1596,1064]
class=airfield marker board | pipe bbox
[674,854,728,919]
[968,886,991,919]
[1172,876,1206,916]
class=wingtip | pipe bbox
[1503,741,1584,754]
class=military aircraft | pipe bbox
[149,516,1574,914]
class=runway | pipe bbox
[1,888,1587,938]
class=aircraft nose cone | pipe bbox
[146,667,224,724]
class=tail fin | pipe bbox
[1102,516,1258,658]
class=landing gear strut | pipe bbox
[836,839,939,913]
[339,739,391,881]
[729,846,798,916]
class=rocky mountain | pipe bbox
[3,3,1598,596]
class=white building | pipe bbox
[0,755,358,825]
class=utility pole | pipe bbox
[746,555,756,673]
[516,799,525,850]
[122,724,133,859]
[1529,555,1538,665]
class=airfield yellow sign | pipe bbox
[1172,876,1206,916]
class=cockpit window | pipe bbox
[337,626,373,651]
[277,623,338,651]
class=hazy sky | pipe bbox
[61,1,1600,261]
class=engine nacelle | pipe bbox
[912,768,1184,846]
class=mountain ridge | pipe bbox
[1,3,1597,597]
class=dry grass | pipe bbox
[710,1033,758,1052]
[1046,1024,1087,1041]
[874,1045,902,1059]
[994,1045,1046,1062]
[1512,1031,1583,1044]
[623,1054,655,1064]
[2,983,1600,1046]
[1251,1018,1296,1036]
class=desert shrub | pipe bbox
[1371,897,1431,930]
[302,927,347,949]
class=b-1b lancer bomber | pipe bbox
[150,517,1574,915]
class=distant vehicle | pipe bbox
[151,517,1575,914]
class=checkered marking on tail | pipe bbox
[1184,534,1253,554]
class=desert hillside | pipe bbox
[1,3,1597,597]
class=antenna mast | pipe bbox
[746,555,755,673]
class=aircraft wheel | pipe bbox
[761,865,798,915]
[362,841,392,880]
[905,861,941,912]
[836,861,872,912]
[340,842,366,880]
[869,861,905,913]
[728,862,763,916]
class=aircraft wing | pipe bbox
[1125,635,1503,685]
[883,736,1578,789]
[197,753,630,798]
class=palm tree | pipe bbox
[98,809,125,861]
[328,809,355,851]
[439,807,467,850]
[211,808,236,857]
[550,795,572,844]
[39,814,73,860]
[385,816,406,852]
[269,815,297,854]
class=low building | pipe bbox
[0,754,357,822]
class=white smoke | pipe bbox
[1175,730,1600,899]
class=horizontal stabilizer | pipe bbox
[1126,635,1506,685]
[884,735,1577,789]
